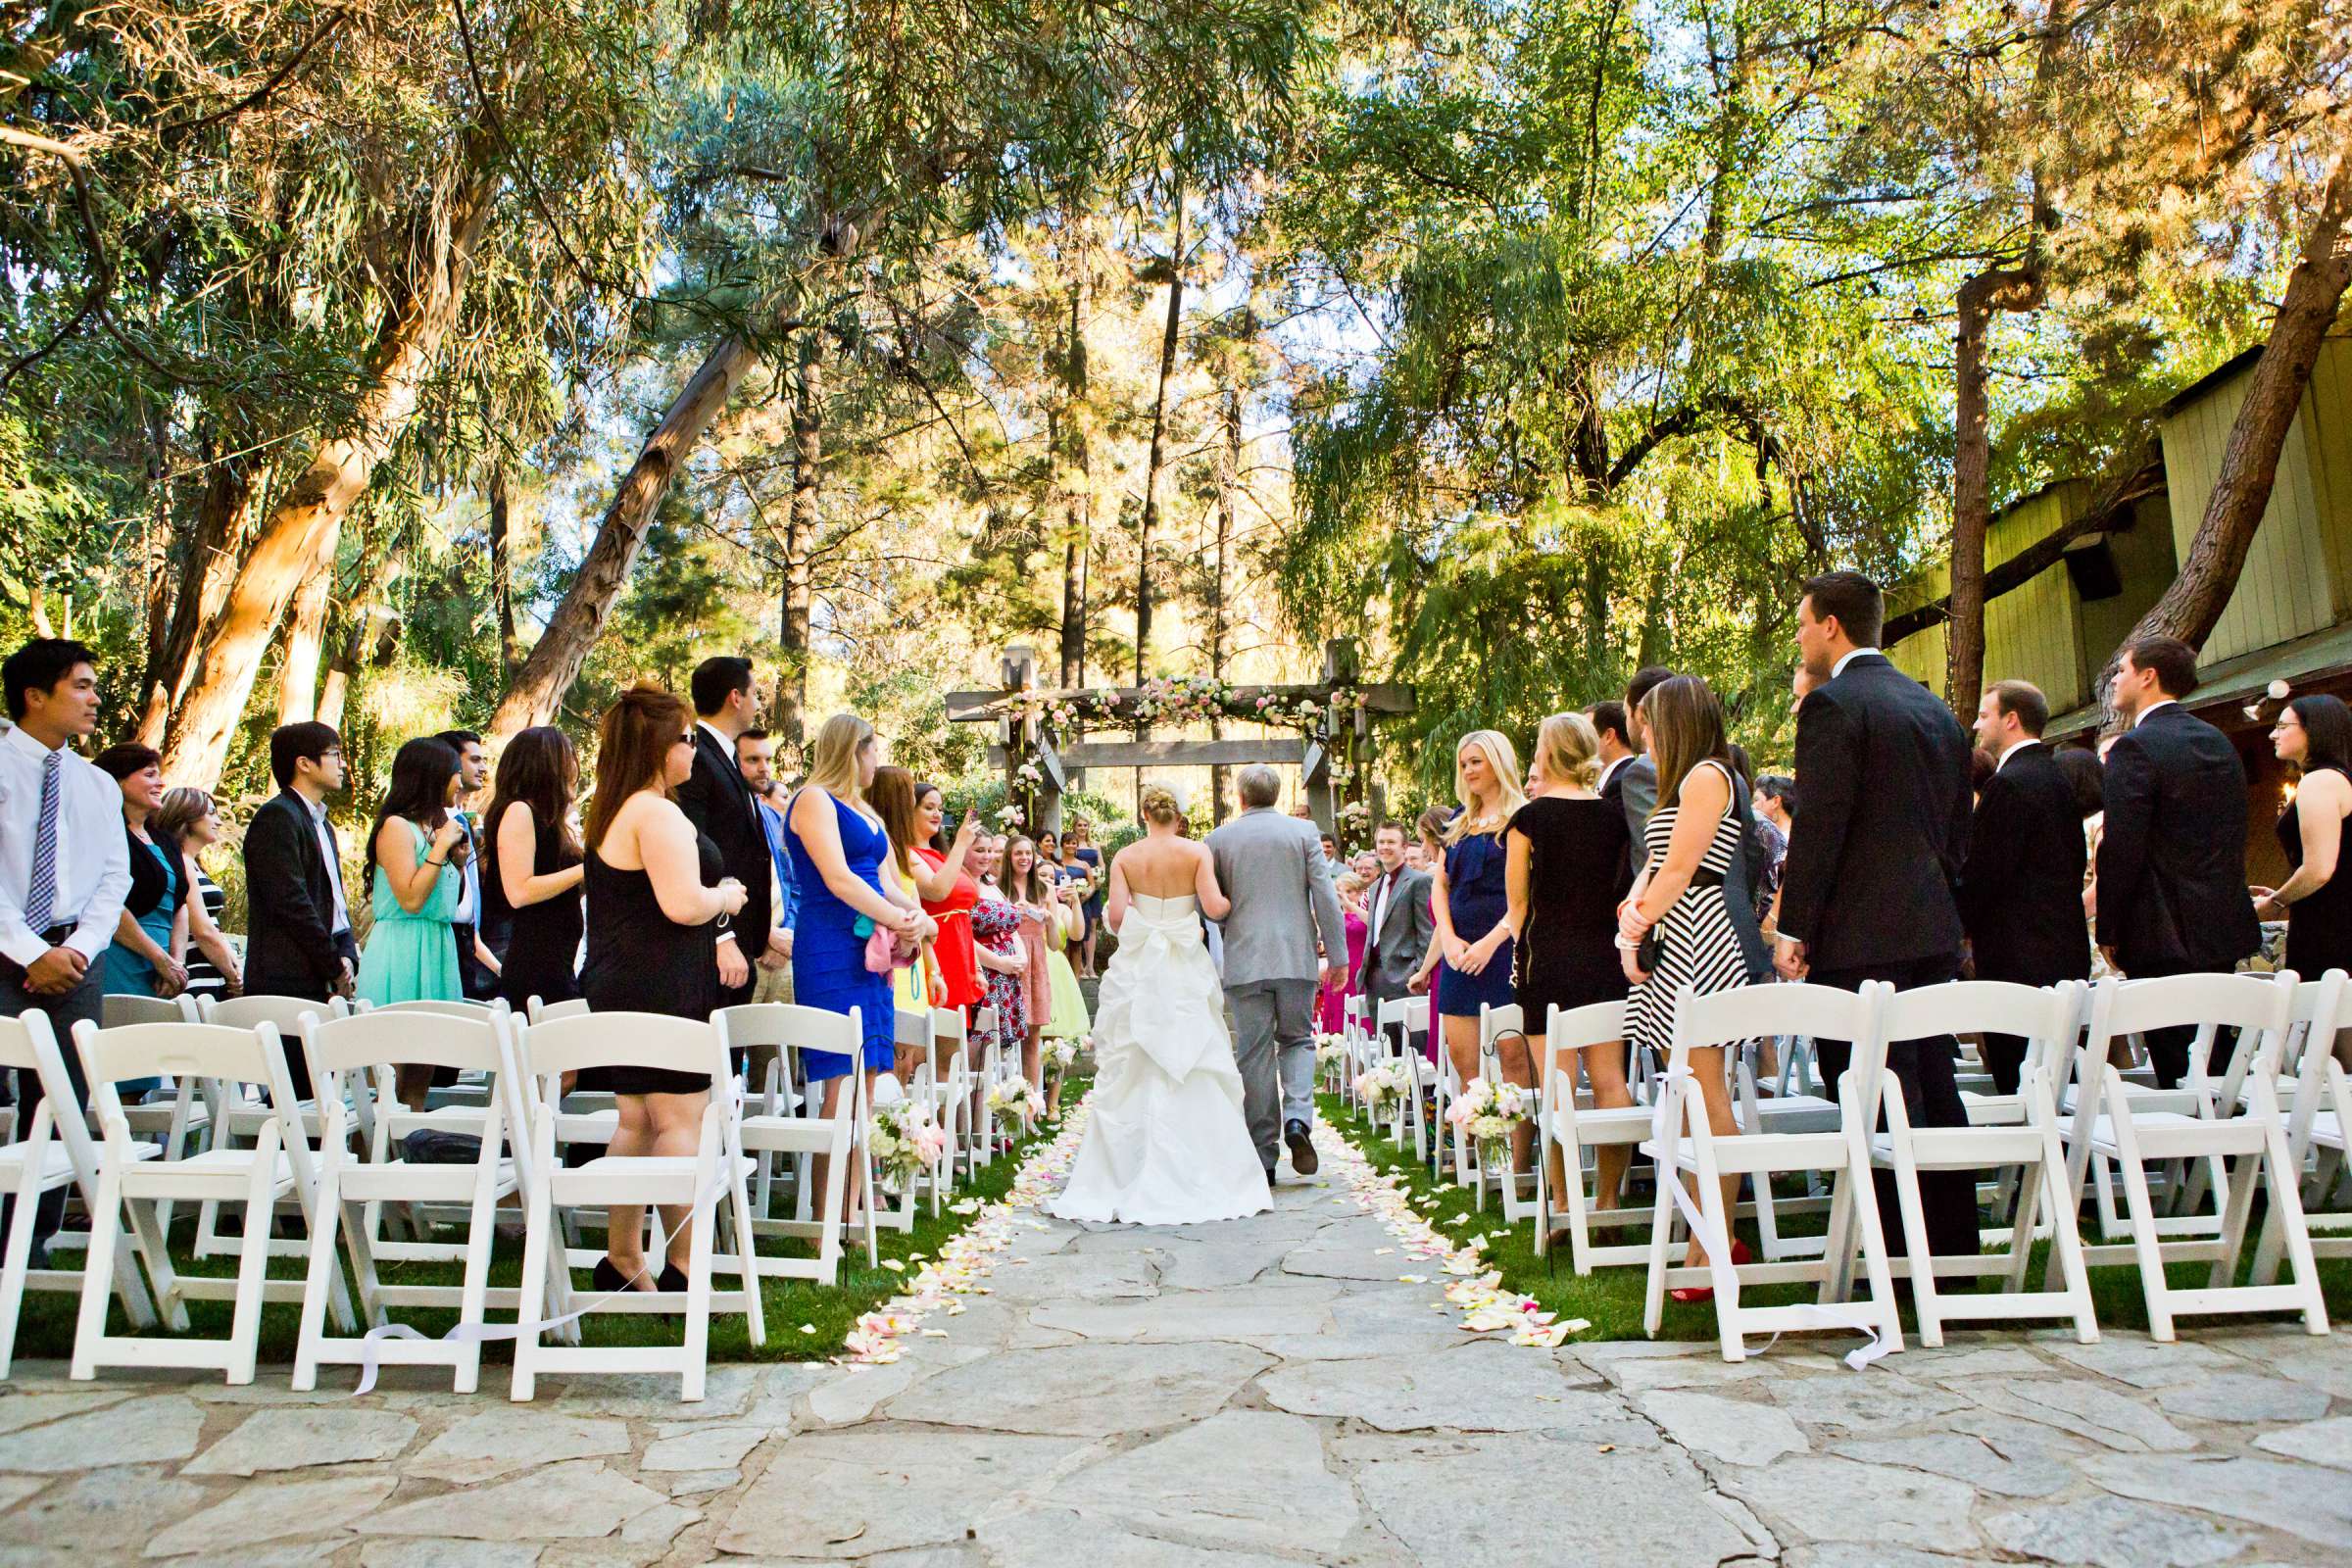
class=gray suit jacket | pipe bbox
[1604,754,1657,844]
[1205,808,1347,989]
[1356,864,1434,1002]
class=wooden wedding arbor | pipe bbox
[944,639,1416,838]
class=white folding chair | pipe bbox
[2058,971,2328,1339]
[98,995,216,1158]
[0,1012,163,1376]
[900,1006,962,1214]
[96,994,216,1237]
[70,1017,334,1384]
[967,1004,1006,1165]
[1853,980,2098,1347]
[511,1010,764,1402]
[1338,995,1373,1102]
[1473,1003,1533,1220]
[292,1005,518,1393]
[1640,982,1904,1364]
[1532,1001,1652,1273]
[2255,970,2352,1283]
[189,993,350,1260]
[718,1004,872,1282]
[1375,996,1433,1155]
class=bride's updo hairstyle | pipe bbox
[1140,785,1183,826]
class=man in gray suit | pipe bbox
[1355,819,1434,1054]
[1207,765,1348,1181]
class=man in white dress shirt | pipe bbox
[434,728,503,1002]
[0,639,131,1249]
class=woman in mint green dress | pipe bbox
[358,737,466,1010]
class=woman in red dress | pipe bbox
[909,783,983,1013]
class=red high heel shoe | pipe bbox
[1668,1240,1753,1303]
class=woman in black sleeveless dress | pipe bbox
[576,687,749,1292]
[2260,695,2352,978]
[1506,712,1636,1198]
[485,727,587,1014]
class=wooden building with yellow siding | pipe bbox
[1886,332,2352,883]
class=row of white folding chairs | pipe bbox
[11,996,904,1397]
[1519,970,2336,1359]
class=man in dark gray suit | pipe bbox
[1356,818,1434,1056]
[1206,766,1348,1181]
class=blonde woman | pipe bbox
[786,713,925,1213]
[1615,676,1757,1299]
[1505,712,1634,1188]
[1429,729,1528,1091]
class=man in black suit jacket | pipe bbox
[678,657,785,1008]
[1776,570,1981,1259]
[242,721,358,1098]
[1960,679,2091,1094]
[2097,636,2261,1087]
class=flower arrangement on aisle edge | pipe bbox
[1047,1037,1080,1074]
[987,1075,1048,1128]
[1444,1076,1533,1168]
[870,1100,950,1188]
[1315,1032,1348,1066]
[1354,1060,1410,1118]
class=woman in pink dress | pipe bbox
[1317,871,1370,1034]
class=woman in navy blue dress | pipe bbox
[787,712,928,1212]
[1430,729,1527,1096]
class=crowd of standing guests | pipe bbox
[1339,570,2352,1295]
[0,640,1106,1273]
[9,560,2350,1284]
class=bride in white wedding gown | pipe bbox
[1049,785,1271,1226]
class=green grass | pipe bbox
[1317,1090,2352,1343]
[15,1087,1082,1370]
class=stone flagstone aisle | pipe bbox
[3,1120,2352,1564]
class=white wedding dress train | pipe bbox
[1049,892,1271,1226]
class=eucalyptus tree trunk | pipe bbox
[2101,148,2352,699]
[1055,268,1092,691]
[490,330,762,744]
[135,445,259,747]
[163,157,500,783]
[1133,197,1185,690]
[1209,382,1239,821]
[778,331,822,750]
[274,535,336,723]
[489,464,519,676]
[1948,262,2045,720]
[1942,0,2068,720]
[317,544,407,730]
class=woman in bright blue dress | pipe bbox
[786,714,931,1085]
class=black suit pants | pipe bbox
[0,943,101,1243]
[1808,954,1983,1261]
[2119,957,2237,1089]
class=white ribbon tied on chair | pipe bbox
[349,1162,738,1396]
[1650,1064,1891,1372]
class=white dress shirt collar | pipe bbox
[2133,698,2178,728]
[1831,647,1884,679]
[1996,738,2038,770]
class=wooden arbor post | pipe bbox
[1001,644,1066,838]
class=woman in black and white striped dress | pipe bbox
[1616,676,1757,1294]
[156,787,244,1001]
